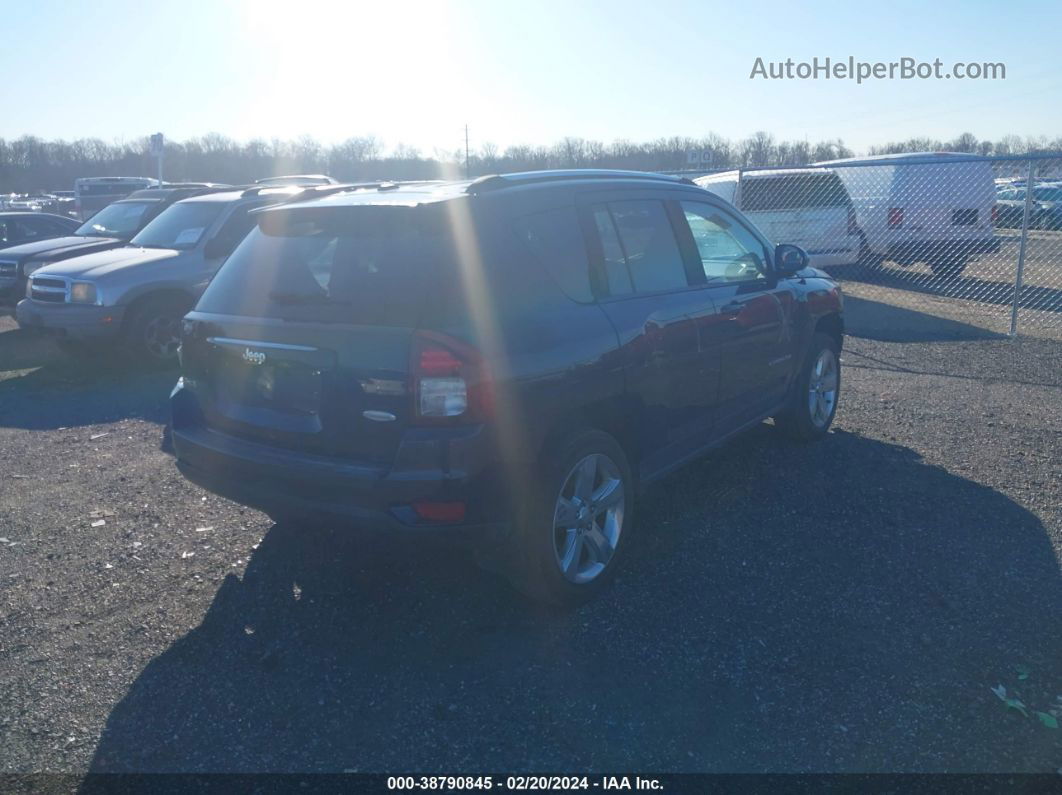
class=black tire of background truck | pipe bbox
[928,256,968,278]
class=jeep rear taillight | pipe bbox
[411,331,493,424]
[991,205,999,226]
[887,207,904,228]
[847,207,858,235]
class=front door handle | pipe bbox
[720,301,744,316]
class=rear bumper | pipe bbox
[15,299,125,340]
[171,383,512,542]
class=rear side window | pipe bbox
[513,207,594,303]
[590,200,688,295]
[197,205,454,326]
[742,174,850,212]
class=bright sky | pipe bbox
[2,0,1059,155]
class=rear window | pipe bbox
[742,174,850,212]
[74,200,157,237]
[196,205,455,326]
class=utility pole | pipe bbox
[150,133,165,185]
[465,124,470,179]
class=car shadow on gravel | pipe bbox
[842,296,1006,342]
[83,428,1062,774]
[0,343,177,430]
[836,263,1062,315]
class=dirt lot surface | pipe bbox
[0,302,1060,777]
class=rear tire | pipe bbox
[123,295,190,364]
[505,429,634,606]
[774,331,841,442]
[856,234,883,272]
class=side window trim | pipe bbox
[579,203,633,300]
[665,199,708,287]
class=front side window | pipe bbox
[75,201,157,238]
[130,201,226,250]
[680,202,768,284]
[590,200,688,295]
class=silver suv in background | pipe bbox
[0,187,223,304]
[16,185,333,360]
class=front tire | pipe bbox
[774,332,841,442]
[507,429,634,606]
[123,295,190,363]
[856,233,880,268]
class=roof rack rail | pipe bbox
[466,169,694,194]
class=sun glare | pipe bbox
[239,0,478,153]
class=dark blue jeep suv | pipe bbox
[172,170,844,604]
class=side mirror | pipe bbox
[775,243,809,276]
[203,237,231,260]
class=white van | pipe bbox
[814,152,999,276]
[694,168,861,269]
[74,177,159,222]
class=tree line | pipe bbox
[0,131,1058,193]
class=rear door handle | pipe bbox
[720,301,744,316]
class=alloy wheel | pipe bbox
[808,348,839,429]
[552,453,625,584]
[143,314,182,359]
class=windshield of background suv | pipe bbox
[130,201,226,250]
[197,205,453,325]
[74,201,157,238]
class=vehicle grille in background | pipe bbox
[30,277,66,302]
[952,209,978,226]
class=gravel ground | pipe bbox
[0,306,1060,777]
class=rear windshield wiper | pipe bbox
[268,290,351,306]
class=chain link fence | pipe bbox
[688,153,1062,339]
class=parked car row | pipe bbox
[0,192,77,216]
[995,182,1062,230]
[1,186,222,306]
[12,184,338,358]
[12,169,845,603]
